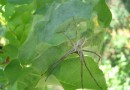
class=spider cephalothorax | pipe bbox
[73,38,85,54]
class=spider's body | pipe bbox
[73,38,85,54]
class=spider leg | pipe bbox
[56,22,74,46]
[79,51,84,89]
[82,50,101,63]
[63,32,74,46]
[41,49,75,81]
[57,17,79,46]
[81,52,102,90]
[72,17,78,40]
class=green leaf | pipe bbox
[17,67,41,90]
[5,3,34,44]
[85,29,106,52]
[21,0,99,49]
[53,56,107,90]
[18,0,111,65]
[94,0,112,27]
[0,0,7,5]
[4,59,22,85]
[8,82,18,90]
[0,69,7,85]
[34,0,66,15]
[21,12,33,24]
[4,3,15,20]
[34,0,53,15]
[7,0,33,5]
[7,3,34,29]
[36,75,62,90]
[5,31,20,47]
[3,44,18,58]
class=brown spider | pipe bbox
[41,17,102,90]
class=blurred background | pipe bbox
[101,0,130,90]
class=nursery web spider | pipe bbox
[41,17,102,90]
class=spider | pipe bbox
[41,17,102,90]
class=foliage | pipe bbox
[101,0,130,89]
[108,0,130,29]
[0,0,112,90]
[102,29,130,90]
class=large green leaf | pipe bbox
[23,0,111,47]
[94,0,112,27]
[18,0,101,64]
[52,56,107,90]
[40,0,95,45]
[21,0,97,47]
